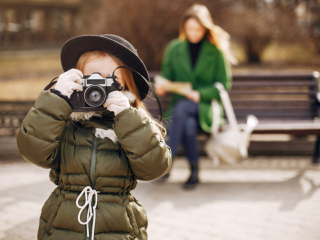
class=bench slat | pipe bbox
[149,72,316,80]
[232,81,315,87]
[230,91,316,95]
[219,122,320,135]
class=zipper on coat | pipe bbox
[90,135,98,188]
[86,135,98,240]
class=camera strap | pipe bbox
[44,77,58,90]
[112,66,163,122]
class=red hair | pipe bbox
[76,50,166,135]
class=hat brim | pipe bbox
[60,35,150,100]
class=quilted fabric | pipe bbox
[17,90,172,240]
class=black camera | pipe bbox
[70,72,123,111]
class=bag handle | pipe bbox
[212,82,238,131]
[211,100,220,135]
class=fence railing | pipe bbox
[0,101,34,136]
[0,2,80,49]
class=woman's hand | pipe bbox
[186,90,200,103]
[104,91,130,116]
[54,69,83,98]
[154,85,166,97]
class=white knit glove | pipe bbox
[104,91,130,116]
[54,69,83,98]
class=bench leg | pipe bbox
[313,135,320,164]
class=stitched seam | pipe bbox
[97,148,119,151]
[62,174,127,179]
[62,184,124,191]
[98,201,123,205]
[40,216,48,224]
[95,175,128,178]
[35,107,65,122]
[63,184,89,188]
[125,207,137,236]
[95,231,132,235]
[60,141,119,150]
[129,142,158,160]
[62,173,89,176]
[40,216,50,235]
[46,195,64,234]
[139,159,170,180]
[62,199,122,205]
[61,190,122,196]
[113,107,132,121]
[120,121,150,140]
[52,226,83,234]
[60,141,91,147]
[52,189,60,196]
[24,130,57,144]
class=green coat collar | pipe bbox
[176,39,216,80]
[161,38,231,133]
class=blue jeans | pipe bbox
[168,99,199,164]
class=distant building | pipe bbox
[0,0,81,49]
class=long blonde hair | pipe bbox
[76,50,166,135]
[179,4,237,64]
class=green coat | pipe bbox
[161,38,232,132]
[16,91,172,240]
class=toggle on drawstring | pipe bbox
[76,186,100,240]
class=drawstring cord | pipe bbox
[76,186,100,240]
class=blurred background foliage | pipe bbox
[0,0,319,100]
[0,0,319,68]
[79,0,320,68]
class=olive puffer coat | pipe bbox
[16,91,172,240]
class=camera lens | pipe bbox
[84,85,106,107]
[89,90,102,102]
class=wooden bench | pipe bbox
[144,71,320,164]
[0,72,319,162]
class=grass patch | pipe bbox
[0,46,319,101]
[0,78,52,101]
[0,49,62,101]
[0,49,61,79]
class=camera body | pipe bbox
[70,72,123,111]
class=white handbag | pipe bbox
[204,82,259,165]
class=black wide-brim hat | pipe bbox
[60,34,150,100]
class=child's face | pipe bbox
[83,54,124,88]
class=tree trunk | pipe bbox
[243,35,271,63]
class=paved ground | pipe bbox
[1,156,320,240]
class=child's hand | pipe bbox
[104,91,130,116]
[54,69,83,98]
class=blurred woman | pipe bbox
[155,4,236,189]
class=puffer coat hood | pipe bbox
[16,90,172,240]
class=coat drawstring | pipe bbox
[76,186,99,240]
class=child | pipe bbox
[16,34,172,240]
